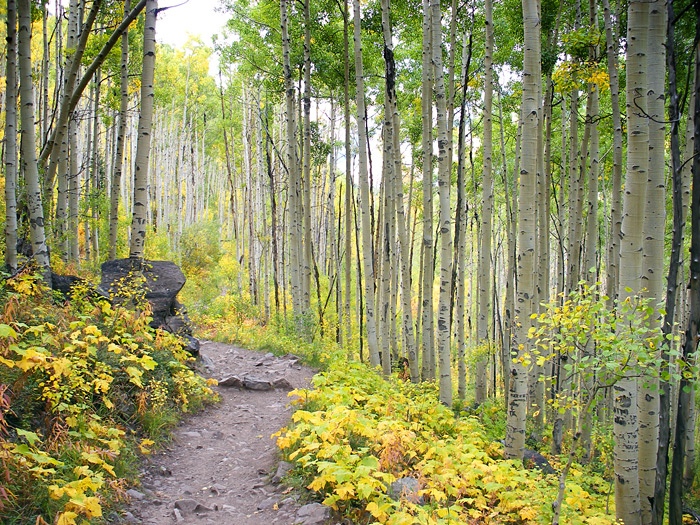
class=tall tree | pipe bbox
[17,0,51,283]
[476,0,494,405]
[639,0,666,520]
[353,0,380,368]
[614,1,649,523]
[420,0,435,381]
[109,0,131,260]
[430,0,454,406]
[5,0,19,273]
[506,0,540,460]
[129,0,159,258]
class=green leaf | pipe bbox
[16,428,41,445]
[0,324,17,338]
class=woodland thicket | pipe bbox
[2,0,700,524]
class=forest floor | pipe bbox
[121,340,331,525]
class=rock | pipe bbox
[173,508,185,523]
[126,488,145,501]
[219,375,244,388]
[242,376,273,391]
[98,258,189,332]
[388,477,423,504]
[257,496,277,510]
[272,461,294,483]
[174,499,200,514]
[199,353,215,370]
[523,448,556,475]
[51,272,84,299]
[183,334,200,356]
[296,503,331,525]
[174,498,213,515]
[122,511,139,523]
[255,353,276,366]
[273,377,294,390]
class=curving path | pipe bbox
[122,340,325,525]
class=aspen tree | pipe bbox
[505,0,540,460]
[476,0,494,405]
[281,0,303,317]
[638,1,666,520]
[18,0,51,283]
[614,1,648,522]
[342,0,353,355]
[5,0,19,272]
[129,0,158,259]
[430,0,454,406]
[602,0,623,307]
[353,0,380,368]
[302,0,313,312]
[420,0,435,381]
[109,0,131,260]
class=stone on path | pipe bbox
[295,502,331,525]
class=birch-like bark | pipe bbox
[18,0,51,283]
[343,0,353,356]
[506,0,540,460]
[430,0,453,406]
[476,0,494,405]
[421,0,435,381]
[5,0,19,272]
[109,0,131,260]
[128,0,158,258]
[639,1,666,520]
[281,0,302,316]
[614,2,648,523]
[353,0,380,367]
[302,0,313,312]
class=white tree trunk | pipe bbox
[128,0,158,258]
[353,0,380,367]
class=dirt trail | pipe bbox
[122,340,325,525]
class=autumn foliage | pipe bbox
[0,269,218,524]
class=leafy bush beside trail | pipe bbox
[0,269,218,524]
[275,360,616,525]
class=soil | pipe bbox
[121,340,322,525]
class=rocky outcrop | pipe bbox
[98,258,198,355]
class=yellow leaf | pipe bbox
[55,511,78,525]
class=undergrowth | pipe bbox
[274,360,617,525]
[0,268,218,524]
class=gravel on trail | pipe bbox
[121,340,333,525]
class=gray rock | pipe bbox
[126,489,145,501]
[219,375,244,388]
[272,461,294,483]
[122,511,139,523]
[523,448,556,475]
[242,375,273,391]
[257,496,277,510]
[174,498,214,515]
[388,477,423,504]
[199,353,215,369]
[273,377,294,390]
[296,503,331,525]
[174,499,200,514]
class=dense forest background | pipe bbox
[1,0,700,523]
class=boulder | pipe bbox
[523,448,556,475]
[51,272,84,298]
[388,477,423,504]
[98,259,199,355]
[99,259,186,326]
[295,503,331,525]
